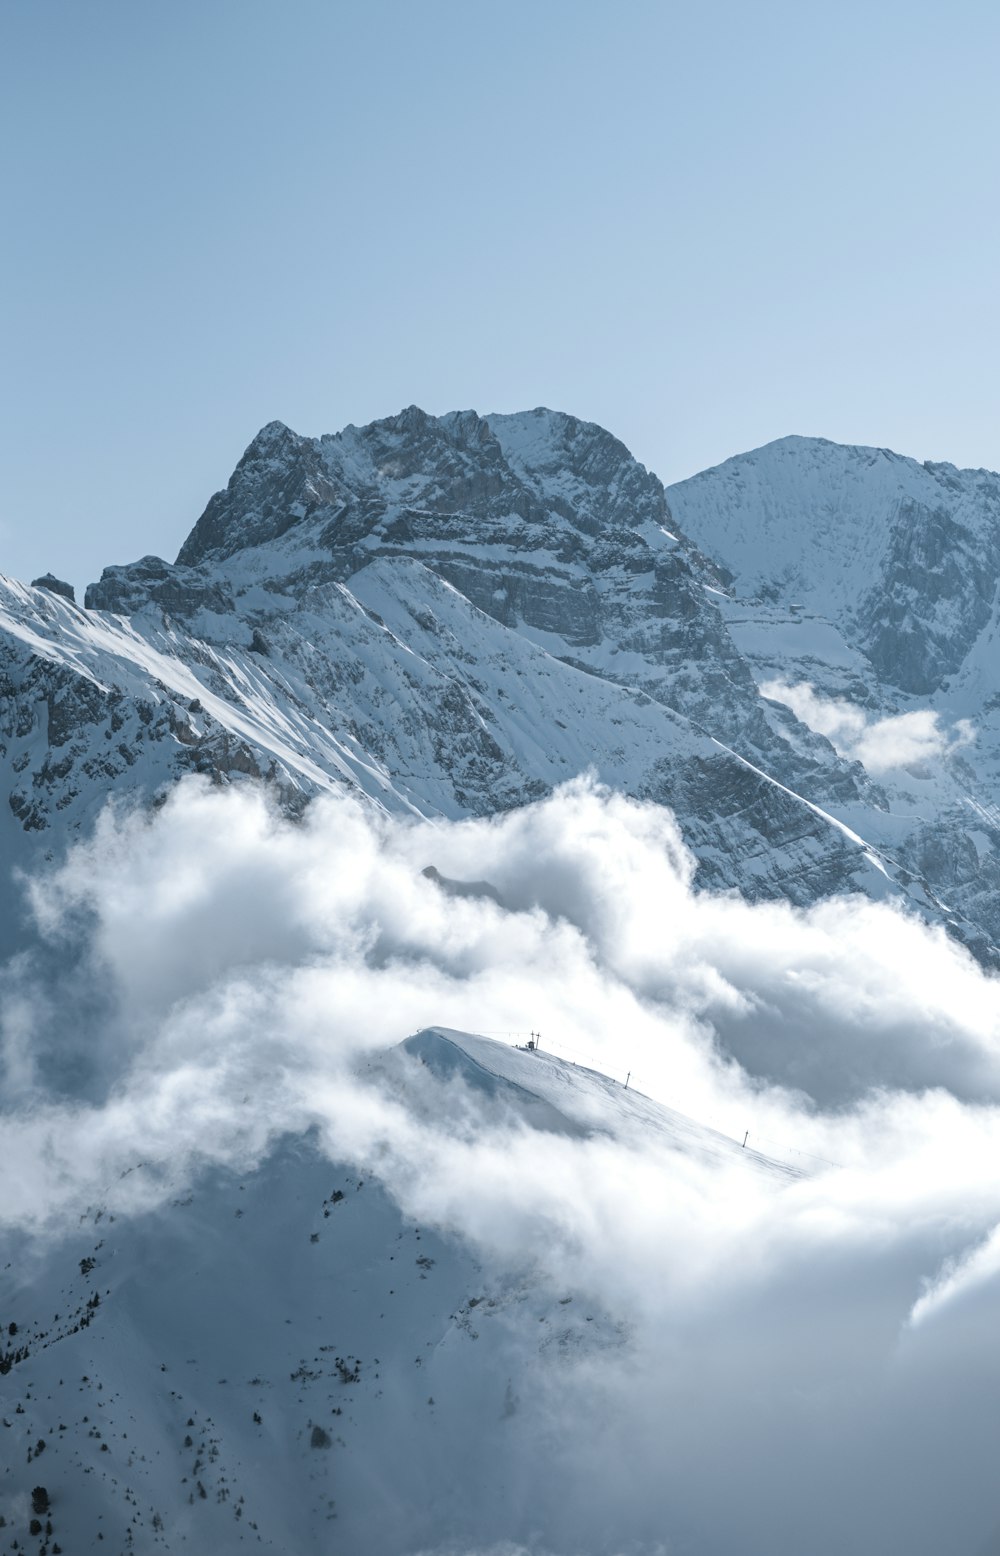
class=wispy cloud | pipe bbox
[761,678,974,774]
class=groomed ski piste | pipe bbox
[0,1027,799,1556]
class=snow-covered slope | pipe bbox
[667,435,1000,694]
[0,1029,793,1555]
[667,434,1000,953]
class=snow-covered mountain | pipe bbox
[5,406,999,963]
[667,434,1000,954]
[666,435,1000,695]
[7,411,1000,1555]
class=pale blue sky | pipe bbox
[3,0,1000,593]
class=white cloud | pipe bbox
[6,776,1000,1552]
[761,678,975,774]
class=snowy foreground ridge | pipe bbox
[5,408,1000,1554]
[0,1030,796,1556]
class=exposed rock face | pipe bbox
[855,494,1000,693]
[3,409,1000,963]
[84,554,234,617]
[175,419,343,566]
[30,572,75,603]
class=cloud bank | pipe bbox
[4,776,1000,1554]
[761,677,975,774]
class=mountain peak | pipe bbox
[239,418,304,462]
[389,403,430,431]
[176,420,330,567]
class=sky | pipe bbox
[3,0,1000,595]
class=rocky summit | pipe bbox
[2,406,999,959]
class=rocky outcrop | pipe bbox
[31,573,75,603]
[84,555,235,618]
